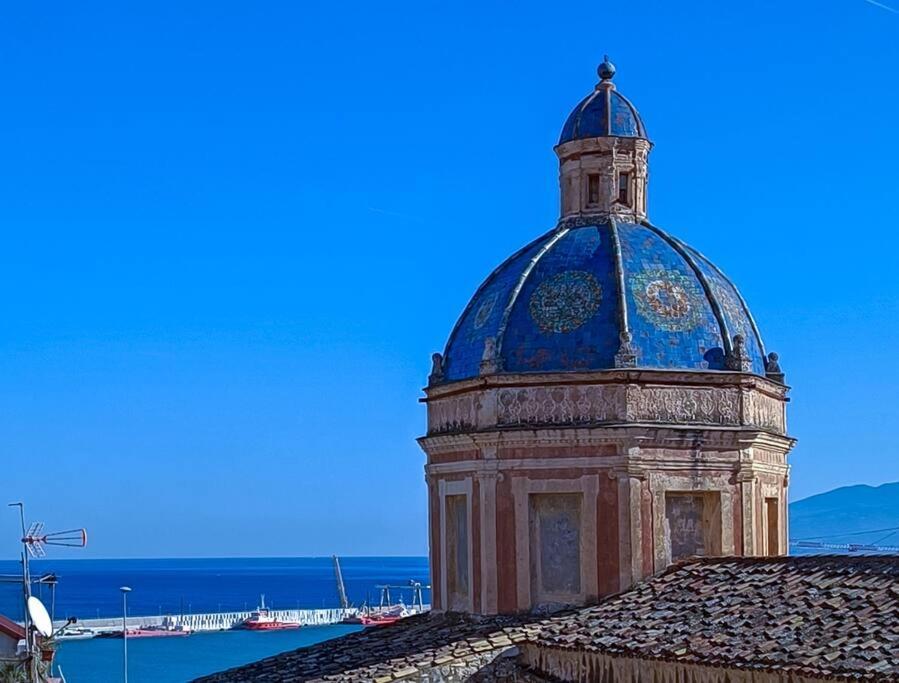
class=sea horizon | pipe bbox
[0,556,431,621]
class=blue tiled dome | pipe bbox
[441,219,766,382]
[559,88,647,144]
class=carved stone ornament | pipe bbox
[429,352,445,385]
[479,336,499,375]
[725,334,752,372]
[743,390,785,433]
[428,394,478,434]
[614,331,638,368]
[497,385,626,427]
[626,386,740,425]
[765,351,785,384]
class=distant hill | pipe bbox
[789,482,899,544]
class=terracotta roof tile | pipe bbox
[196,556,899,682]
[533,555,899,681]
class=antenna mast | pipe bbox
[8,502,87,683]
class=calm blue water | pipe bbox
[0,556,430,620]
[56,624,363,682]
[0,557,430,683]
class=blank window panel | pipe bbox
[766,498,780,556]
[529,493,582,604]
[445,495,469,610]
[665,492,722,563]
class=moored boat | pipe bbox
[359,613,401,627]
[242,595,300,631]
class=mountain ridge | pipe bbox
[789,481,899,543]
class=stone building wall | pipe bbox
[420,370,793,615]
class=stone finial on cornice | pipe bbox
[765,352,785,384]
[614,331,638,368]
[725,334,752,372]
[428,352,445,385]
[479,337,499,376]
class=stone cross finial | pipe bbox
[479,337,499,376]
[765,351,785,384]
[428,352,445,385]
[725,334,752,372]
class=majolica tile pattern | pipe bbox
[531,555,899,681]
[442,221,766,381]
[197,556,899,682]
[558,85,646,142]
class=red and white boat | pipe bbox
[242,595,300,631]
[102,618,191,638]
[359,604,407,627]
[122,627,190,638]
[359,613,401,627]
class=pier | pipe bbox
[57,608,358,633]
[54,605,430,634]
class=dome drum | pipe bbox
[424,369,788,438]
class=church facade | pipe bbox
[419,59,795,615]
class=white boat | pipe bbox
[56,626,96,641]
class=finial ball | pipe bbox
[598,55,616,81]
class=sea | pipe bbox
[0,556,430,683]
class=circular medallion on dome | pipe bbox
[529,270,602,334]
[473,292,498,330]
[631,269,703,332]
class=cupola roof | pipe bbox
[440,218,766,382]
[558,56,648,144]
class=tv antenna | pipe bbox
[8,502,87,683]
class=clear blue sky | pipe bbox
[1,0,897,559]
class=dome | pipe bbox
[558,57,647,144]
[559,88,647,143]
[440,218,766,382]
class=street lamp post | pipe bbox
[120,586,132,683]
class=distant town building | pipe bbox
[419,57,794,615]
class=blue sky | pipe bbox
[1,0,898,558]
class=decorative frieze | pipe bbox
[743,390,785,433]
[427,380,786,436]
[497,385,625,427]
[428,393,478,434]
[626,386,740,425]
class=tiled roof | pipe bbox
[193,612,548,682]
[534,555,899,681]
[440,220,768,382]
[197,556,899,682]
[0,614,25,640]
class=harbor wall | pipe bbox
[57,608,356,633]
[54,605,430,633]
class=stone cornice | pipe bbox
[419,424,795,456]
[424,453,789,478]
[422,369,789,402]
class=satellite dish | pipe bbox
[27,596,52,637]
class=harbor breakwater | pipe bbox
[55,608,357,633]
[55,605,430,633]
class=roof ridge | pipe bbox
[494,227,571,361]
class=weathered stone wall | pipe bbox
[421,370,793,615]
